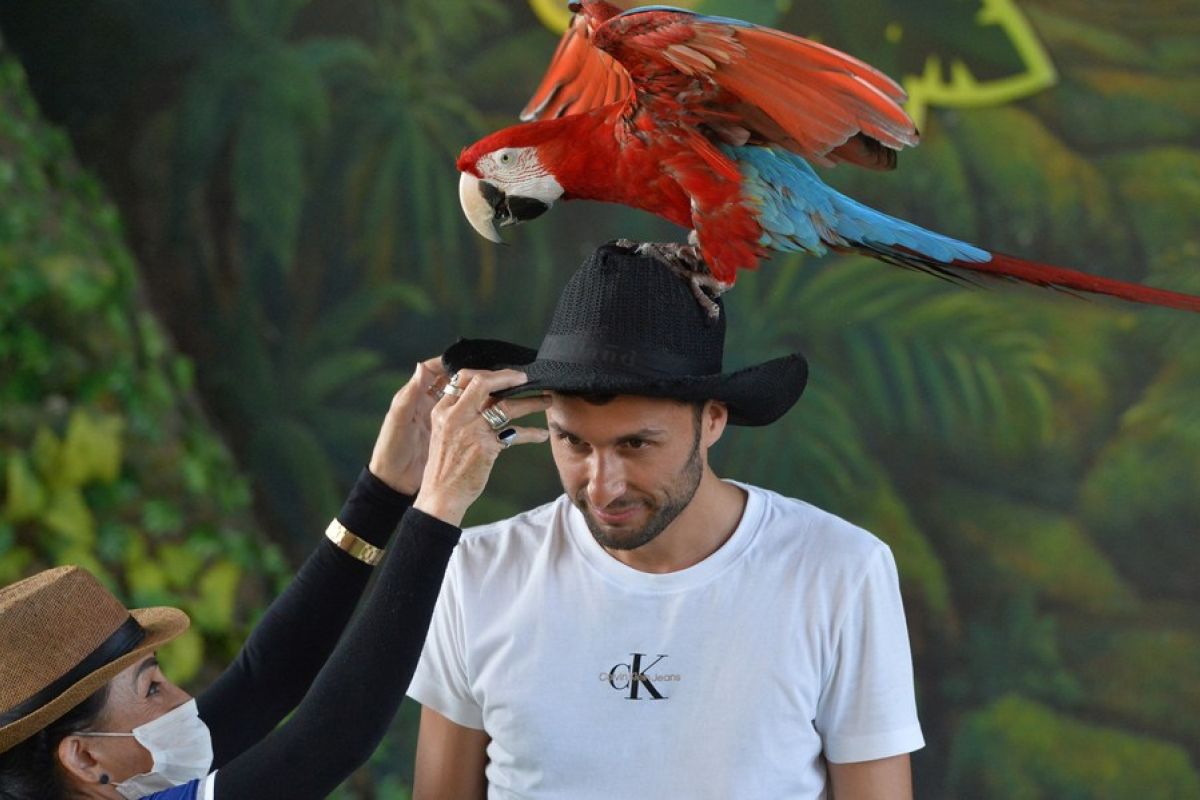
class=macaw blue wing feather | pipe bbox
[730,146,990,264]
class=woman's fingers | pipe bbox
[421,356,446,380]
[494,425,551,449]
[449,369,528,404]
[369,357,452,495]
[490,393,552,423]
[438,373,551,447]
[439,370,549,420]
[373,362,547,506]
[416,370,549,526]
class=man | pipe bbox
[407,242,923,799]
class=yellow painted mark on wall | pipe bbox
[903,0,1057,129]
[528,0,574,32]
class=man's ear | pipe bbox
[701,400,729,448]
[57,734,105,786]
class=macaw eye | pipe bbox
[499,152,512,164]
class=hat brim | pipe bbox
[443,338,807,427]
[0,606,190,753]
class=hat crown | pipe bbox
[540,243,726,376]
[0,567,130,711]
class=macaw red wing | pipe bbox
[521,11,634,121]
[580,5,918,170]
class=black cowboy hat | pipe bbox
[442,241,807,426]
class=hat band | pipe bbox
[0,616,146,727]
[537,333,720,378]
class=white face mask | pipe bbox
[79,698,213,798]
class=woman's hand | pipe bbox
[368,358,448,495]
[413,369,551,527]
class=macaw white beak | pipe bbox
[459,171,504,243]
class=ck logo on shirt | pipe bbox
[600,653,680,700]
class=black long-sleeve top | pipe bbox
[194,469,459,799]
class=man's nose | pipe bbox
[586,452,626,509]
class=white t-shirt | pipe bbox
[408,482,923,799]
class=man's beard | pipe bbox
[574,429,704,552]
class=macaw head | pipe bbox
[457,126,566,243]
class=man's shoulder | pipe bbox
[740,482,889,563]
[462,495,568,539]
[451,495,572,568]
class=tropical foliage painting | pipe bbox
[1,0,1198,796]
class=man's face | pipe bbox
[547,394,717,551]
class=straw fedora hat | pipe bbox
[442,241,808,427]
[0,566,189,753]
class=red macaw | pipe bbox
[457,0,1200,315]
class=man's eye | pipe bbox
[147,681,160,698]
[625,439,648,449]
[557,433,585,448]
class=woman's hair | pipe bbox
[0,684,110,800]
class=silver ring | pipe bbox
[440,383,464,398]
[497,429,517,449]
[449,371,463,387]
[480,405,511,431]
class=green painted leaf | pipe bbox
[126,560,170,602]
[927,483,1137,613]
[158,543,206,590]
[30,426,62,484]
[192,560,242,632]
[0,543,35,585]
[1066,627,1200,749]
[141,499,185,537]
[855,479,954,627]
[950,106,1132,272]
[41,486,96,547]
[59,408,124,487]
[1100,149,1200,292]
[158,627,205,686]
[949,694,1200,798]
[3,451,47,522]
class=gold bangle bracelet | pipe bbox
[325,520,384,566]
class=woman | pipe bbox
[0,358,550,800]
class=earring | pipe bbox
[99,774,110,785]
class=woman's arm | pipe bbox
[208,368,549,799]
[196,469,410,767]
[197,358,445,767]
[211,506,460,799]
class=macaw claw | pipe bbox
[620,240,730,322]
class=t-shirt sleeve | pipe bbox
[406,546,485,730]
[815,544,925,763]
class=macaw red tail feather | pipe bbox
[856,244,1200,313]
